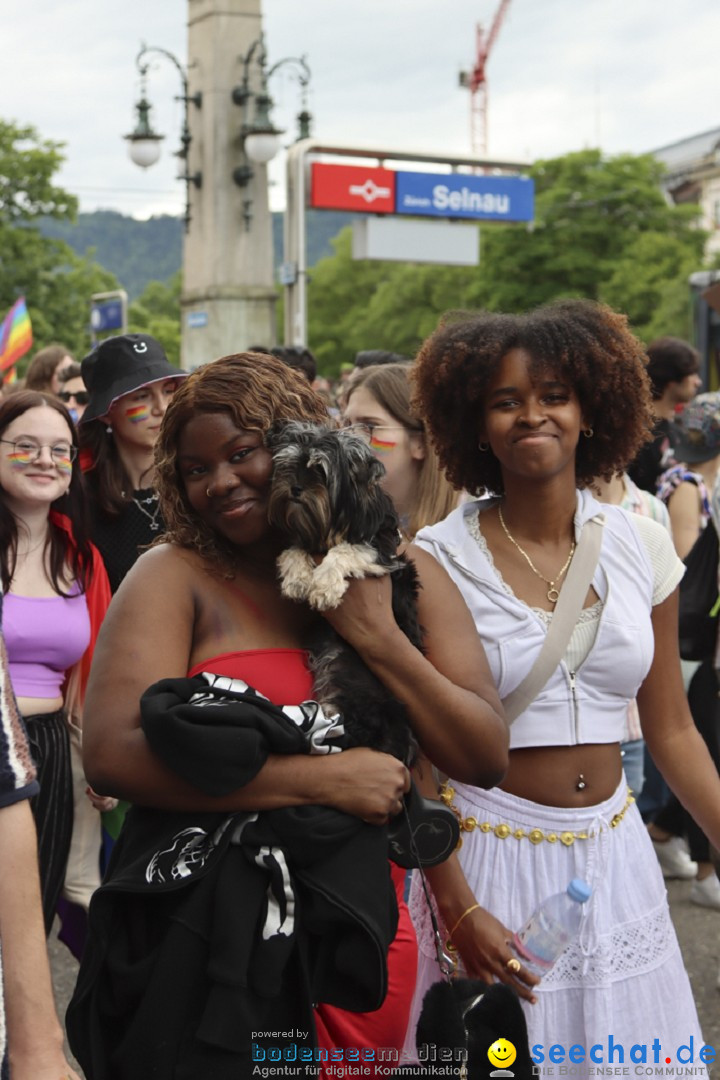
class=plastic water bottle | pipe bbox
[511,878,592,977]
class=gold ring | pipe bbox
[506,957,521,974]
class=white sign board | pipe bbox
[351,217,479,266]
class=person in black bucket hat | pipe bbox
[80,334,184,424]
[77,334,187,593]
[67,335,187,959]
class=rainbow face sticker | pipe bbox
[55,455,73,476]
[126,404,150,424]
[369,434,397,453]
[7,449,36,468]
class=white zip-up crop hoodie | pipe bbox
[415,488,682,749]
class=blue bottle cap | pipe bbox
[567,878,592,903]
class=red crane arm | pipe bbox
[467,0,512,91]
[484,0,512,64]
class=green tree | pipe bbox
[0,119,121,368]
[601,230,704,342]
[128,272,181,367]
[468,150,704,319]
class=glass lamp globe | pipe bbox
[127,136,164,169]
[244,130,283,164]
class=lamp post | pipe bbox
[123,2,310,371]
[125,42,202,231]
[231,34,311,231]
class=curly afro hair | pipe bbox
[411,299,654,496]
[154,352,329,574]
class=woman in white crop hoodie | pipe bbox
[403,299,720,1069]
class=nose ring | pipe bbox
[206,487,212,498]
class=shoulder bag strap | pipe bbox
[502,514,605,724]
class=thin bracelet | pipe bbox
[448,901,482,941]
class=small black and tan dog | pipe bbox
[266,420,423,765]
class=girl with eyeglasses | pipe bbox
[0,391,110,932]
[342,363,459,541]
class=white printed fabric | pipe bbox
[404,779,707,1074]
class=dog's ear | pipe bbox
[366,455,387,488]
[307,449,331,481]
[338,430,388,488]
[264,420,290,451]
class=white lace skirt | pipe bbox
[404,779,707,1072]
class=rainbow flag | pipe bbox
[0,298,33,384]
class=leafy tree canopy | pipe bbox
[0,120,77,223]
[127,272,181,367]
[0,119,121,369]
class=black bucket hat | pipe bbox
[80,333,186,424]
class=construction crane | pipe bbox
[459,0,512,157]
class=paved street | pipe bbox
[48,877,720,1078]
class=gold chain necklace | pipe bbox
[497,505,575,604]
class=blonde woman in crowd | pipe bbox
[342,362,459,541]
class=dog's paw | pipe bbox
[277,547,316,601]
[320,542,389,580]
[306,543,390,610]
[305,573,349,610]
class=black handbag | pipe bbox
[387,780,460,869]
[678,519,720,662]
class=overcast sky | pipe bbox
[3,0,718,220]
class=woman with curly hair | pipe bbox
[403,299,719,1062]
[68,352,507,1079]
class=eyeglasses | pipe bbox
[0,438,77,465]
[342,422,415,444]
[58,390,89,405]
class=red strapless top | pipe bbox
[187,648,313,704]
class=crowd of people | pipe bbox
[0,311,718,1078]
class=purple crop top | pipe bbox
[3,587,90,699]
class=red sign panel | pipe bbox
[310,163,396,214]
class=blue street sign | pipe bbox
[187,311,208,329]
[90,299,124,332]
[395,171,534,222]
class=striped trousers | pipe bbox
[23,709,73,934]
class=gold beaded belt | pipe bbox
[439,782,635,848]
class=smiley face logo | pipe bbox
[488,1038,517,1070]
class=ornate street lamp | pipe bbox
[124,43,202,231]
[231,34,311,229]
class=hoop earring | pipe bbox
[478,441,489,452]
[582,428,594,438]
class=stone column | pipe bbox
[182,0,277,370]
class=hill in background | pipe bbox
[39,208,355,300]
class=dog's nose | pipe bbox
[291,485,303,498]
